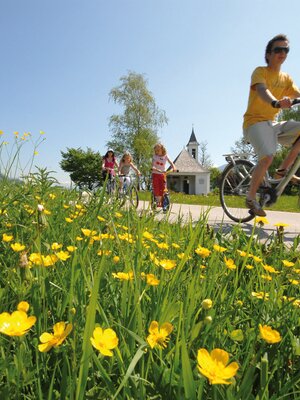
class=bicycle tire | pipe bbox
[129,185,139,208]
[162,192,170,212]
[219,159,255,223]
[118,185,139,209]
[151,191,157,210]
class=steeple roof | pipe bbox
[171,148,208,173]
[187,127,199,145]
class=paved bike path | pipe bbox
[138,201,300,245]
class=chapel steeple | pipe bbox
[186,127,199,160]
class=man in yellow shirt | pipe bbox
[243,34,300,216]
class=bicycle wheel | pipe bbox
[118,186,139,209]
[129,186,139,208]
[219,159,255,223]
[162,192,170,212]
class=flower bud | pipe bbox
[204,316,212,324]
[202,298,213,310]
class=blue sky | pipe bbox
[1,0,300,184]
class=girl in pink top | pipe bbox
[151,143,175,207]
[102,149,119,181]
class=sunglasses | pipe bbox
[272,46,289,54]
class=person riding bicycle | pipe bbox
[102,149,119,182]
[151,143,176,210]
[118,152,141,191]
[243,33,300,217]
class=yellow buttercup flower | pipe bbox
[252,291,269,300]
[112,271,134,281]
[113,256,120,263]
[56,251,71,261]
[11,242,26,252]
[259,324,281,344]
[51,242,63,250]
[195,246,211,258]
[156,242,169,250]
[97,215,106,222]
[81,228,97,237]
[150,252,160,266]
[90,327,119,356]
[3,233,14,242]
[67,246,77,252]
[159,259,176,270]
[197,348,239,385]
[236,250,248,257]
[98,249,112,256]
[141,273,160,286]
[38,322,73,352]
[118,233,134,243]
[282,260,295,268]
[213,244,227,253]
[29,253,58,267]
[274,222,289,228]
[224,257,237,270]
[146,321,173,349]
[261,274,272,281]
[251,255,262,263]
[0,302,36,337]
[142,231,155,241]
[17,301,30,312]
[254,216,269,225]
[262,264,279,274]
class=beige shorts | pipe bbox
[244,120,300,160]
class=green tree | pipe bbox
[107,71,168,179]
[279,106,300,122]
[209,166,221,190]
[60,148,102,189]
[230,137,256,161]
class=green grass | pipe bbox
[139,190,300,212]
[0,179,299,399]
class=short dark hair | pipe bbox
[265,34,289,64]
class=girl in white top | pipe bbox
[118,152,141,190]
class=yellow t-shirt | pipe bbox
[243,66,299,130]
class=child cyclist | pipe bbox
[118,152,141,191]
[151,143,176,210]
[102,149,119,182]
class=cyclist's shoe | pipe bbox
[274,169,300,185]
[245,198,266,217]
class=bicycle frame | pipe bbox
[275,153,300,197]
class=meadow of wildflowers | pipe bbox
[0,131,299,399]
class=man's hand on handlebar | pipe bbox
[272,97,300,109]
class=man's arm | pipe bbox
[255,83,292,108]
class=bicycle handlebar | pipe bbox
[152,168,179,174]
[273,97,300,108]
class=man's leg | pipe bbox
[246,155,273,217]
[247,155,273,200]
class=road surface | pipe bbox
[138,201,300,246]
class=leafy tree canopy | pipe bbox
[60,147,102,189]
[107,71,168,178]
